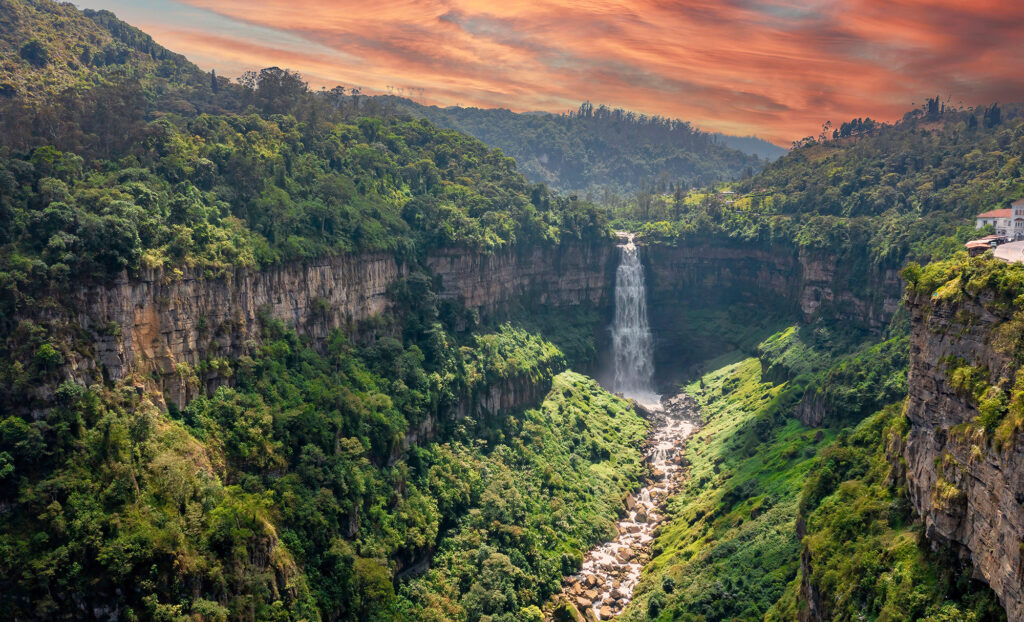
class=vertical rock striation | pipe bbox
[61,240,616,407]
[904,289,1024,621]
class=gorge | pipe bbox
[3,4,1024,620]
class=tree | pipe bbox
[20,40,49,67]
[984,103,1002,128]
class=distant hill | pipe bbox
[0,0,200,99]
[711,132,787,161]
[385,97,767,194]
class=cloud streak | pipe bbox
[78,0,1024,144]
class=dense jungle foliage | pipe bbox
[0,314,650,620]
[630,100,1024,286]
[0,0,609,314]
[388,97,769,195]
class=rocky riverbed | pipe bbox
[554,391,700,620]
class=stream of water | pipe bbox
[556,233,698,619]
[560,394,698,619]
[611,233,660,409]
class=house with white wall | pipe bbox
[976,208,1011,236]
[1013,199,1024,240]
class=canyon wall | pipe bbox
[644,243,902,328]
[426,238,616,316]
[55,236,904,408]
[65,253,406,406]
[62,239,614,407]
[642,242,903,385]
[903,290,1024,621]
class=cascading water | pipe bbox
[612,233,660,408]
[556,235,700,619]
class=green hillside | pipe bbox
[387,97,767,194]
[1,1,1022,621]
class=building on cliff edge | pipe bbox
[977,199,1024,239]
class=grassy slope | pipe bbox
[622,353,832,621]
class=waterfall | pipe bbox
[612,233,659,408]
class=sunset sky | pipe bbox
[75,0,1024,145]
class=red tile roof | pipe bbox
[977,209,1011,218]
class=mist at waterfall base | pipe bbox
[610,235,662,411]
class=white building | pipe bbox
[1014,199,1024,239]
[976,208,1012,237]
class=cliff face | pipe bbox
[59,237,901,410]
[66,253,406,406]
[64,240,614,408]
[797,249,903,329]
[645,243,902,327]
[904,290,1024,620]
[642,242,903,384]
[425,239,616,316]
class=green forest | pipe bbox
[2,0,1024,621]
[388,98,769,195]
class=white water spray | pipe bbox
[612,233,659,408]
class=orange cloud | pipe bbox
[98,0,1024,144]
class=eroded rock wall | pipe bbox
[425,239,616,316]
[904,291,1024,621]
[63,240,616,407]
[58,237,903,410]
[65,253,405,405]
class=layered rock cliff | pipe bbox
[426,239,616,316]
[53,236,906,409]
[66,253,406,406]
[644,243,902,329]
[904,288,1024,621]
[62,239,615,408]
[642,241,903,384]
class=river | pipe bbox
[559,392,700,620]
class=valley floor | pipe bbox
[555,394,701,620]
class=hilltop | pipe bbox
[385,96,774,194]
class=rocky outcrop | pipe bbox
[797,546,825,622]
[794,390,827,427]
[401,371,559,452]
[904,290,1024,621]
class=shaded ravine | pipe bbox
[558,393,700,620]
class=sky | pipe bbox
[75,0,1024,146]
